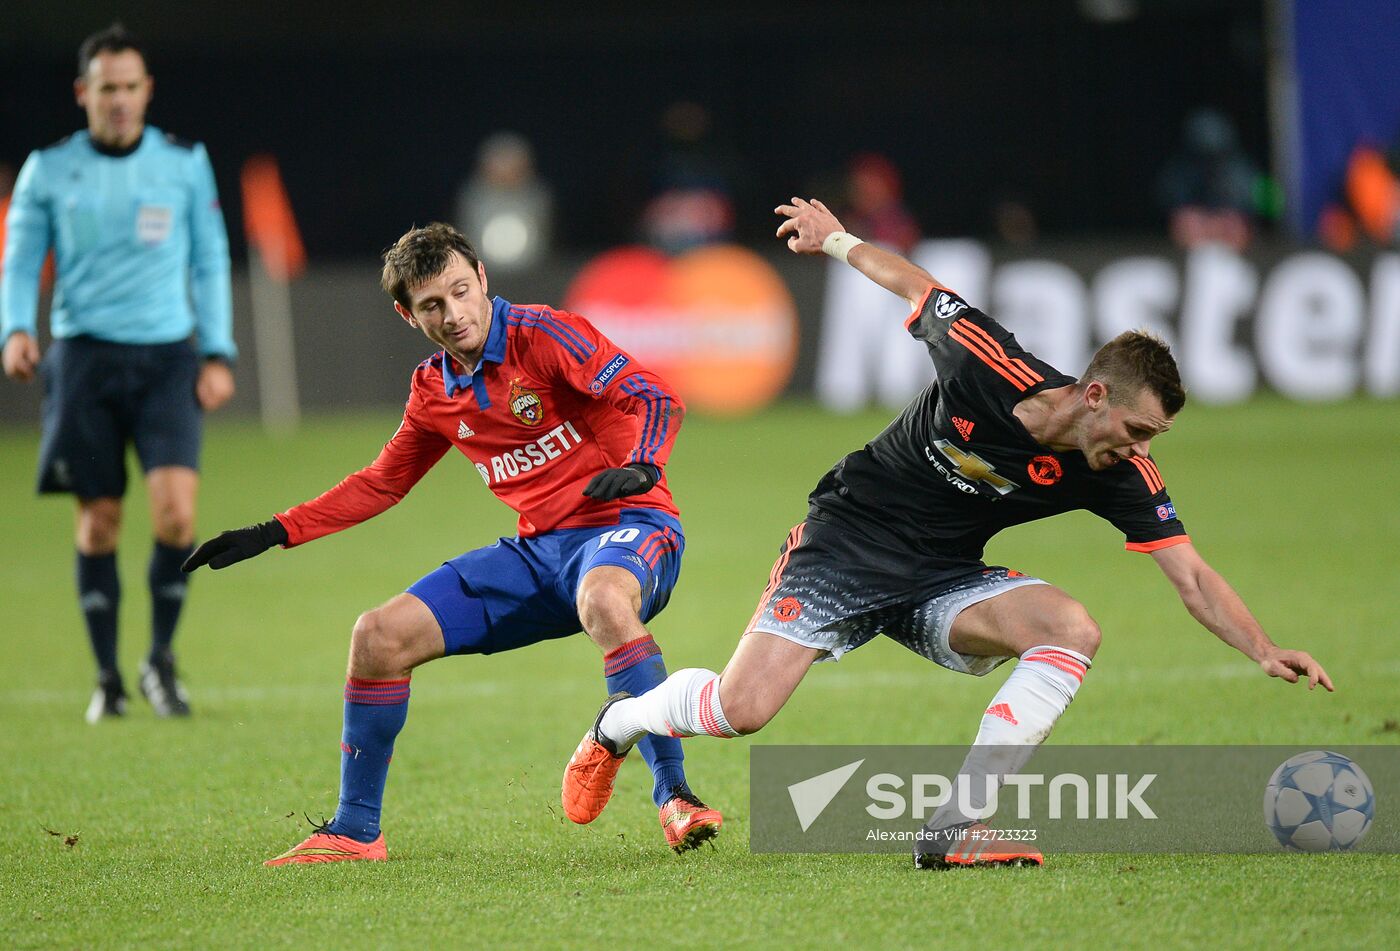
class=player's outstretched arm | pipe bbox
[182,518,288,572]
[1150,542,1334,691]
[184,432,441,571]
[774,196,936,307]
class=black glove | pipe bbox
[182,519,289,572]
[582,463,660,501]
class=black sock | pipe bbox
[76,551,120,675]
[149,541,194,659]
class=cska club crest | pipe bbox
[508,378,545,426]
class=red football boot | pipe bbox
[658,786,723,853]
[265,830,387,866]
[914,822,1043,869]
[562,693,631,824]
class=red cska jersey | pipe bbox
[276,297,684,545]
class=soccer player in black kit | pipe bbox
[562,197,1333,868]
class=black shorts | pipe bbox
[745,510,1047,674]
[37,336,202,498]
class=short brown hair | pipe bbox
[79,23,146,77]
[1082,331,1186,416]
[380,223,482,311]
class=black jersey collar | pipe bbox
[88,129,145,158]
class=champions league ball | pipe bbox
[1264,751,1375,852]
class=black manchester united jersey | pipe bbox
[808,283,1190,571]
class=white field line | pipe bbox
[776,658,1400,690]
[4,659,1394,706]
[0,679,540,706]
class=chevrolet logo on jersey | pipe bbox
[930,439,1020,495]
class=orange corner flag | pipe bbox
[241,155,306,282]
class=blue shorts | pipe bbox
[37,336,202,497]
[407,507,685,656]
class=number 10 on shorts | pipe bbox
[598,528,640,546]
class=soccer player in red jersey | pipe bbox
[565,198,1333,869]
[185,223,720,863]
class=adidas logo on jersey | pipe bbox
[458,420,475,440]
[952,416,975,442]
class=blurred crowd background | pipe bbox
[3,0,1399,421]
[0,1,1288,253]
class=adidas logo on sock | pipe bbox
[984,702,1018,725]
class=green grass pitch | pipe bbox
[3,397,1399,949]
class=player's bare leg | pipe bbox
[718,630,823,733]
[146,466,198,548]
[76,496,123,554]
[76,496,126,722]
[346,592,445,679]
[915,584,1100,869]
[267,593,443,866]
[567,565,726,851]
[948,584,1101,661]
[575,565,648,653]
[140,466,199,717]
[575,629,816,765]
[582,629,821,750]
[594,629,821,746]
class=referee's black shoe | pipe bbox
[85,669,128,724]
[139,650,191,717]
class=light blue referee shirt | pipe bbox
[0,126,235,359]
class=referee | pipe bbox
[1,24,236,722]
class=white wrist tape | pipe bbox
[821,231,865,264]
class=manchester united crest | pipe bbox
[508,378,544,426]
[1027,454,1063,486]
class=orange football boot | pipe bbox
[562,692,631,824]
[914,822,1043,870]
[265,830,387,866]
[658,786,723,853]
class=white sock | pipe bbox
[599,667,739,751]
[930,645,1091,829]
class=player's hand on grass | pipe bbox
[775,197,844,255]
[196,359,236,411]
[182,519,289,572]
[2,331,41,382]
[583,464,659,501]
[1259,648,1334,692]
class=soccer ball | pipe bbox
[1263,750,1375,852]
